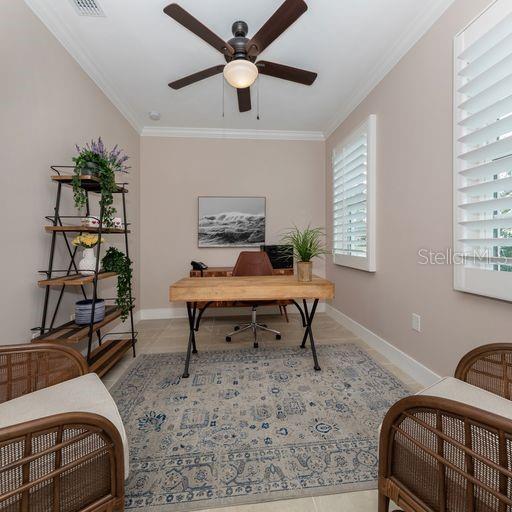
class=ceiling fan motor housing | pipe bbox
[226,20,256,62]
[232,21,248,37]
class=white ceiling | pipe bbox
[26,0,454,138]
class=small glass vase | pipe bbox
[78,247,97,276]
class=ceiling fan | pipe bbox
[164,0,317,113]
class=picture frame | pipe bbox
[198,196,266,248]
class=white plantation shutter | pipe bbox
[454,0,512,301]
[332,115,376,272]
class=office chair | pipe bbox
[225,251,282,348]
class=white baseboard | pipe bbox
[139,303,326,321]
[325,304,440,387]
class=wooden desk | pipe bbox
[169,275,334,378]
[190,266,294,323]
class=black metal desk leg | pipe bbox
[300,300,310,349]
[191,302,198,354]
[301,299,321,371]
[194,301,213,331]
[183,302,197,379]
[292,300,307,327]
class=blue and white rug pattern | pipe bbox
[111,343,410,511]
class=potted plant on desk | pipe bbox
[281,226,327,282]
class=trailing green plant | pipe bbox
[102,247,133,321]
[281,225,328,262]
[72,138,130,227]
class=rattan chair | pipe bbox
[379,343,512,512]
[0,343,126,512]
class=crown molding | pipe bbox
[25,0,453,140]
[141,126,325,141]
[323,0,455,138]
[24,0,142,134]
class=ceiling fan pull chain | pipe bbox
[257,76,260,120]
[222,76,225,118]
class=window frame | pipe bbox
[332,114,377,272]
[453,0,512,302]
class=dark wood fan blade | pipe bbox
[237,87,251,112]
[257,61,317,85]
[169,65,224,89]
[163,4,234,56]
[246,0,307,57]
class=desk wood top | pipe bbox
[169,275,334,302]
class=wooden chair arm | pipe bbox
[454,342,512,399]
[0,412,124,512]
[0,343,88,403]
[378,395,512,512]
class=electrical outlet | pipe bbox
[70,313,75,322]
[31,330,39,340]
[412,313,421,332]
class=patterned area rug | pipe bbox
[111,343,410,511]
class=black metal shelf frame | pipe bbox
[37,166,137,365]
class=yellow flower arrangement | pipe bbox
[72,234,104,248]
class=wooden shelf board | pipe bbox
[45,225,130,234]
[38,271,117,287]
[33,306,122,343]
[89,338,133,377]
[52,174,100,183]
[51,174,127,193]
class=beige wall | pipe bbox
[6,0,507,376]
[140,137,325,313]
[0,0,140,344]
[325,0,511,376]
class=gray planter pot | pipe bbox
[80,161,100,176]
[75,299,105,325]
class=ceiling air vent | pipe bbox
[71,0,105,17]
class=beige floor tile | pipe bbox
[197,496,316,512]
[135,331,166,344]
[102,378,115,390]
[145,339,188,354]
[101,352,135,382]
[139,326,165,336]
[313,490,378,511]
[137,319,172,329]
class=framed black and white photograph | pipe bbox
[198,196,266,247]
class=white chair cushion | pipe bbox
[417,376,512,420]
[0,373,129,479]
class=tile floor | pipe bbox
[103,312,421,512]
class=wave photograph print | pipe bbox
[198,196,266,247]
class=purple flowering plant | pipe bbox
[72,137,130,227]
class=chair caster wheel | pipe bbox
[253,342,259,348]
[262,324,268,328]
[276,334,281,340]
[226,336,231,342]
[234,326,240,331]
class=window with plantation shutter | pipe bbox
[454,0,512,301]
[332,115,376,272]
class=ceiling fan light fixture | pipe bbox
[223,60,258,89]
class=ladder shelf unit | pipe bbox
[34,166,137,377]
